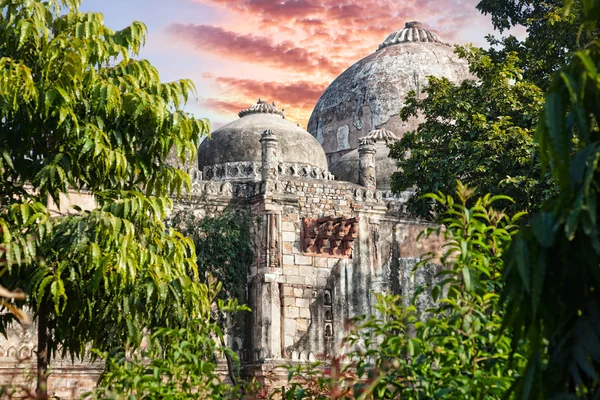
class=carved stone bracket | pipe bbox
[302,216,359,258]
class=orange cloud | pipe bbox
[200,75,329,127]
[181,0,496,125]
[168,24,344,75]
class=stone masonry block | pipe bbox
[285,213,299,222]
[282,255,295,265]
[313,257,328,267]
[283,265,299,275]
[317,268,331,278]
[282,222,296,232]
[283,296,296,306]
[293,288,304,297]
[282,231,296,242]
[285,335,294,347]
[283,242,294,254]
[296,298,310,308]
[296,318,309,331]
[285,319,297,334]
[298,265,316,277]
[299,308,311,319]
[295,255,312,265]
[286,306,299,318]
[304,276,317,286]
[328,258,340,268]
[284,286,294,296]
[286,275,305,285]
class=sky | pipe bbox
[80,0,518,130]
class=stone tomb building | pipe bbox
[0,21,466,397]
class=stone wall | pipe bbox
[1,176,447,396]
[0,323,102,399]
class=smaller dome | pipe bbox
[330,129,399,190]
[198,100,329,175]
[378,21,445,50]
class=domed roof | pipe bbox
[198,100,328,171]
[330,129,399,190]
[308,21,472,159]
[378,21,444,50]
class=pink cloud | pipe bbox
[182,0,497,124]
[168,24,344,75]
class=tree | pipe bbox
[477,0,600,90]
[502,1,600,397]
[89,276,251,400]
[389,47,553,219]
[0,0,210,397]
[168,208,254,308]
[282,183,526,399]
[168,208,254,384]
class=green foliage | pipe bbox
[0,0,210,388]
[169,208,254,305]
[390,47,552,219]
[502,6,600,397]
[89,276,250,400]
[476,0,599,90]
[283,183,525,399]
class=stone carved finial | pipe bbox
[378,21,447,50]
[358,137,377,190]
[260,130,280,182]
[405,21,423,29]
[363,128,400,144]
[239,100,285,118]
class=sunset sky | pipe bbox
[80,0,520,130]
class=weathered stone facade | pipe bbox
[307,21,472,164]
[0,22,455,397]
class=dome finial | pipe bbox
[405,21,423,29]
[378,21,447,50]
[361,128,399,143]
[238,100,285,118]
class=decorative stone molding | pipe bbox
[354,188,383,203]
[202,161,262,182]
[190,180,235,197]
[302,216,359,258]
[200,162,335,183]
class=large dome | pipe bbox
[198,100,328,172]
[308,21,472,162]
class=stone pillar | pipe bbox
[358,138,376,190]
[260,129,279,181]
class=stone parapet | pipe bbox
[199,161,335,183]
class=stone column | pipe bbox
[358,138,376,190]
[260,129,279,181]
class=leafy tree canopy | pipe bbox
[390,47,553,219]
[90,276,252,400]
[502,2,600,396]
[477,0,600,89]
[0,0,210,395]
